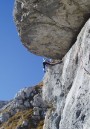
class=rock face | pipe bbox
[14,0,90,59]
[42,19,90,129]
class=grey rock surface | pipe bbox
[14,0,90,59]
[42,19,90,129]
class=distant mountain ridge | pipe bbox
[0,101,8,109]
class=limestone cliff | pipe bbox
[43,19,90,129]
[1,0,90,129]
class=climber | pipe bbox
[43,58,52,72]
[43,57,63,72]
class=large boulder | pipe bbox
[14,0,90,59]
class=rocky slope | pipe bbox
[14,0,90,59]
[0,82,47,129]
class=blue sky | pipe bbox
[0,0,44,100]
